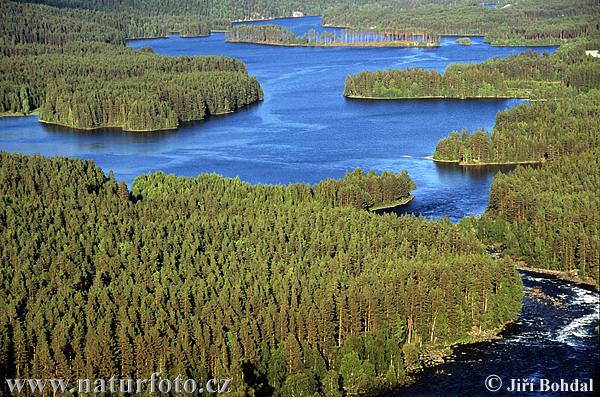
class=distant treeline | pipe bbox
[20,0,374,21]
[0,1,226,47]
[469,150,599,283]
[227,25,439,47]
[0,1,263,131]
[0,152,522,396]
[344,44,600,99]
[323,0,600,46]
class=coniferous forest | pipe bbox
[1,0,599,396]
[429,40,599,284]
[324,0,600,46]
[344,43,600,100]
[472,150,599,283]
[343,4,600,292]
[0,152,522,395]
[0,1,263,131]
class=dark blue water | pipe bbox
[1,16,597,395]
[0,16,556,221]
[393,271,599,396]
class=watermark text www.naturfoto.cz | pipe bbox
[5,373,231,394]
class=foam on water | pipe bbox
[554,287,600,348]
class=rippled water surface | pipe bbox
[1,16,597,395]
[392,271,599,396]
[0,17,557,221]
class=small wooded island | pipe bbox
[455,37,472,45]
[0,1,598,396]
[344,40,599,168]
[226,24,440,47]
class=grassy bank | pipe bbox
[0,109,40,117]
[369,195,414,212]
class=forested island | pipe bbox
[455,37,472,45]
[226,25,439,47]
[324,0,600,46]
[344,25,599,288]
[0,1,263,131]
[344,42,600,100]
[1,1,598,396]
[0,152,522,395]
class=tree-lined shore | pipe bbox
[344,43,600,101]
[324,0,600,46]
[0,1,263,132]
[0,152,522,396]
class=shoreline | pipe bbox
[425,156,544,166]
[232,15,319,24]
[38,118,179,132]
[226,40,439,48]
[0,109,40,118]
[125,32,212,41]
[369,195,413,212]
[37,108,241,133]
[516,265,599,293]
[406,317,515,383]
[488,41,562,47]
[346,94,524,100]
[402,261,597,390]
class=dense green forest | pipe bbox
[19,0,372,21]
[465,150,600,284]
[0,1,263,131]
[324,0,600,46]
[432,91,600,164]
[428,40,600,164]
[0,152,522,395]
[227,25,439,47]
[344,42,600,99]
[344,22,599,285]
[418,37,599,283]
[313,168,415,210]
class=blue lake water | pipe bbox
[1,16,597,395]
[0,16,556,221]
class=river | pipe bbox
[1,16,597,394]
[393,271,599,396]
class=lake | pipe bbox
[0,16,556,221]
[1,16,597,395]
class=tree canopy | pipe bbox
[0,152,522,395]
[324,0,600,46]
[0,1,263,131]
